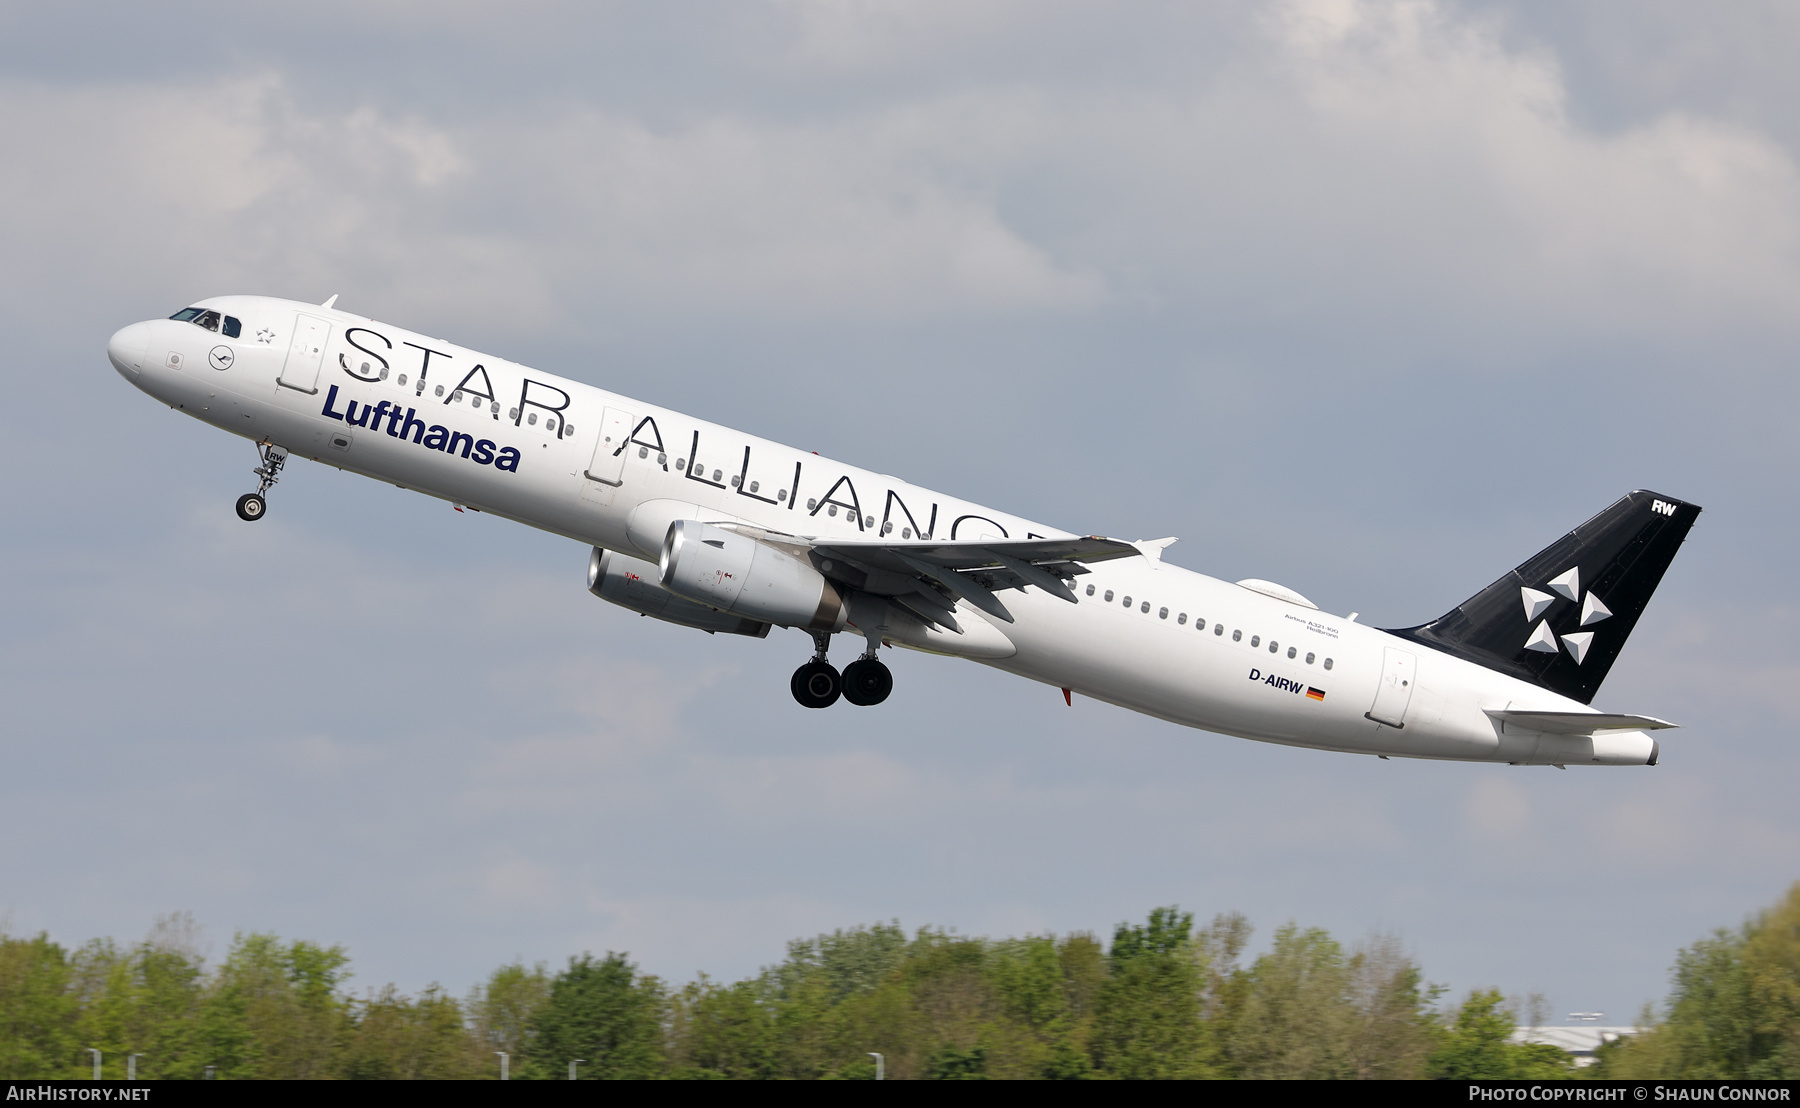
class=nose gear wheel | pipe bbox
[236,443,288,521]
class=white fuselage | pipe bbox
[108,296,1657,766]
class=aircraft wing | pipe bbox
[1485,710,1679,734]
[804,535,1141,631]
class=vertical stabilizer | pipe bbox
[1386,491,1700,704]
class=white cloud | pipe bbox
[6,0,1794,355]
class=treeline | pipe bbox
[2,886,1796,1079]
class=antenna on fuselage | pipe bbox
[320,293,339,310]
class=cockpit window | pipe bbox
[195,310,221,332]
[222,315,242,338]
[169,308,203,322]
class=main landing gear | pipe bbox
[790,628,893,709]
[236,443,288,522]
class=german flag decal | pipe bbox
[1306,687,1326,702]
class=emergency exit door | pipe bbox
[584,407,634,486]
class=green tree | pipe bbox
[526,952,664,1079]
[0,933,78,1078]
[197,933,351,1079]
[670,976,779,1079]
[1089,907,1210,1079]
[1428,989,1571,1079]
[1598,883,1800,1079]
[467,961,550,1066]
[1227,923,1354,1078]
[338,985,485,1079]
[1344,934,1441,1079]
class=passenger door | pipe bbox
[278,314,331,394]
[1366,647,1417,728]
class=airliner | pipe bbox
[108,296,1699,766]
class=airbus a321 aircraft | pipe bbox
[109,296,1700,767]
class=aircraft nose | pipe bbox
[107,322,150,377]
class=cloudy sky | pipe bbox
[3,0,1798,1024]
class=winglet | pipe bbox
[1132,537,1178,562]
[321,294,339,310]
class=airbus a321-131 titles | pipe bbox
[109,296,1699,767]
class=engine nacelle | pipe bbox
[660,521,847,633]
[587,547,770,638]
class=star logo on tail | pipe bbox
[1520,566,1612,664]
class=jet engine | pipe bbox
[660,520,847,633]
[588,547,770,638]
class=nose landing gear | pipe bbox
[236,443,288,522]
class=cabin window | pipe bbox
[1177,613,1187,624]
[222,316,242,338]
[1141,601,1150,613]
[657,452,665,465]
[1287,647,1296,659]
[453,390,464,402]
[1215,624,1224,636]
[828,505,838,517]
[864,516,874,527]
[527,413,538,425]
[433,385,444,397]
[881,521,892,534]
[1232,630,1242,642]
[1159,607,1168,619]
[1122,595,1132,607]
[1269,641,1278,653]
[1250,635,1260,647]
[677,459,687,469]
[402,374,412,386]
[380,367,389,380]
[1104,590,1114,602]
[639,447,648,459]
[1195,619,1206,631]
[169,308,202,322]
[712,469,722,482]
[901,527,911,538]
[1305,652,1315,664]
[490,402,498,414]
[509,408,519,419]
[750,480,761,493]
[807,498,816,509]
[1323,658,1334,670]
[1086,585,1096,596]
[779,490,788,502]
[730,475,740,487]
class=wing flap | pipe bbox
[811,535,1140,574]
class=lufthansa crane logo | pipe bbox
[1520,566,1611,664]
[208,345,235,371]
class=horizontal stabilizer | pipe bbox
[1485,710,1678,735]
